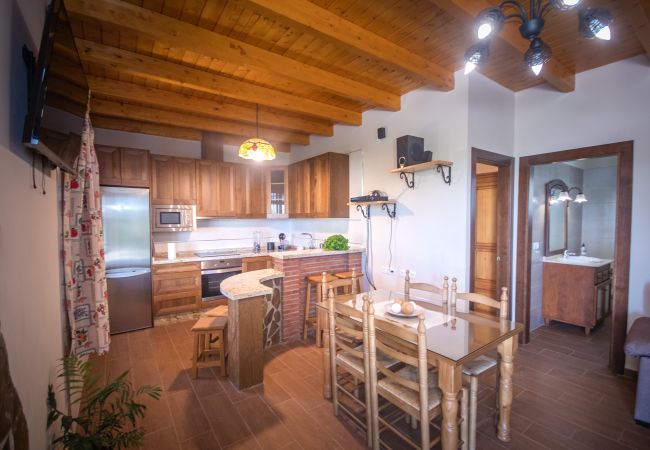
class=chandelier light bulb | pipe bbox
[561,0,580,6]
[477,23,492,39]
[531,64,543,75]
[464,61,476,75]
[595,26,611,40]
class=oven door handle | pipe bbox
[202,268,242,275]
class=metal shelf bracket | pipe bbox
[381,202,396,219]
[399,171,415,189]
[356,204,370,219]
[436,164,452,185]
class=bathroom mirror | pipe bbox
[545,179,568,256]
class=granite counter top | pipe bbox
[220,269,284,301]
[152,247,365,265]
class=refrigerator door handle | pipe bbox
[106,268,152,279]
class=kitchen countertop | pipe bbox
[152,247,364,265]
[220,269,284,300]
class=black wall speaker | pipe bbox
[396,135,424,167]
[377,127,386,139]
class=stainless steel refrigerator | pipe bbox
[101,186,152,334]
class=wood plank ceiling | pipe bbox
[48,0,648,151]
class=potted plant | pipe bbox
[47,354,161,449]
[322,234,349,251]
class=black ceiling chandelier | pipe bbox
[463,0,613,76]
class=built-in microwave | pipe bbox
[152,205,196,232]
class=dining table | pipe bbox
[317,289,523,450]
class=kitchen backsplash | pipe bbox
[152,218,363,255]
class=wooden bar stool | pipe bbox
[304,271,338,347]
[191,316,227,378]
[333,268,362,294]
[205,304,228,317]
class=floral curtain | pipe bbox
[62,109,110,357]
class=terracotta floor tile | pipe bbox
[272,398,341,450]
[234,395,295,450]
[268,368,327,411]
[180,430,221,450]
[142,426,180,450]
[223,437,262,450]
[140,391,173,435]
[168,389,211,441]
[187,367,225,397]
[201,392,252,448]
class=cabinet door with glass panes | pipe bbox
[267,168,288,218]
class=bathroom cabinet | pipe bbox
[542,261,611,335]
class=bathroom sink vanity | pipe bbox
[542,255,613,335]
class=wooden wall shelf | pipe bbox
[389,160,453,188]
[347,200,396,219]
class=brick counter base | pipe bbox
[272,253,362,343]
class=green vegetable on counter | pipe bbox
[322,234,349,251]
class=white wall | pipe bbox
[0,0,64,448]
[514,56,650,368]
[582,163,617,260]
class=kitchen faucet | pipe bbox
[563,249,576,258]
[301,232,316,249]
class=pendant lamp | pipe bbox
[238,104,276,161]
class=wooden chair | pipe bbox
[327,290,373,445]
[366,297,468,450]
[451,278,508,450]
[191,316,227,378]
[205,304,228,317]
[334,268,362,293]
[404,270,449,304]
[304,272,338,347]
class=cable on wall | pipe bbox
[365,215,376,290]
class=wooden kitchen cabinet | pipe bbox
[542,262,612,335]
[197,160,236,217]
[235,165,266,218]
[151,155,197,205]
[96,145,150,187]
[288,152,349,218]
[152,262,201,316]
[242,256,272,272]
[267,167,288,218]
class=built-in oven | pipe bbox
[200,258,242,301]
[152,205,196,232]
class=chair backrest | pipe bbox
[450,277,509,319]
[327,283,365,362]
[367,297,429,395]
[322,268,360,301]
[404,270,449,304]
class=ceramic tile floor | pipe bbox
[89,319,650,449]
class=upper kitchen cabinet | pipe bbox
[151,155,196,205]
[289,152,349,218]
[96,145,150,188]
[267,168,288,218]
[196,160,236,217]
[234,165,266,218]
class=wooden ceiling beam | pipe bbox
[92,115,204,141]
[76,39,361,126]
[237,0,454,91]
[65,0,400,110]
[621,0,650,60]
[430,0,575,92]
[48,77,306,146]
[85,76,333,136]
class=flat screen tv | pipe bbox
[22,0,87,174]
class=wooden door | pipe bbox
[172,158,197,204]
[328,152,350,218]
[120,148,150,187]
[473,171,498,313]
[96,145,122,186]
[216,163,236,217]
[247,166,266,218]
[196,160,218,217]
[151,155,175,204]
[310,154,330,218]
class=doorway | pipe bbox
[470,148,514,315]
[515,141,633,374]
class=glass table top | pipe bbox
[337,290,523,365]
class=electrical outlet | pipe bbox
[381,266,396,275]
[532,241,540,251]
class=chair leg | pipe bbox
[469,376,478,450]
[219,331,227,377]
[316,283,323,347]
[303,281,311,341]
[191,333,199,379]
[461,387,469,450]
